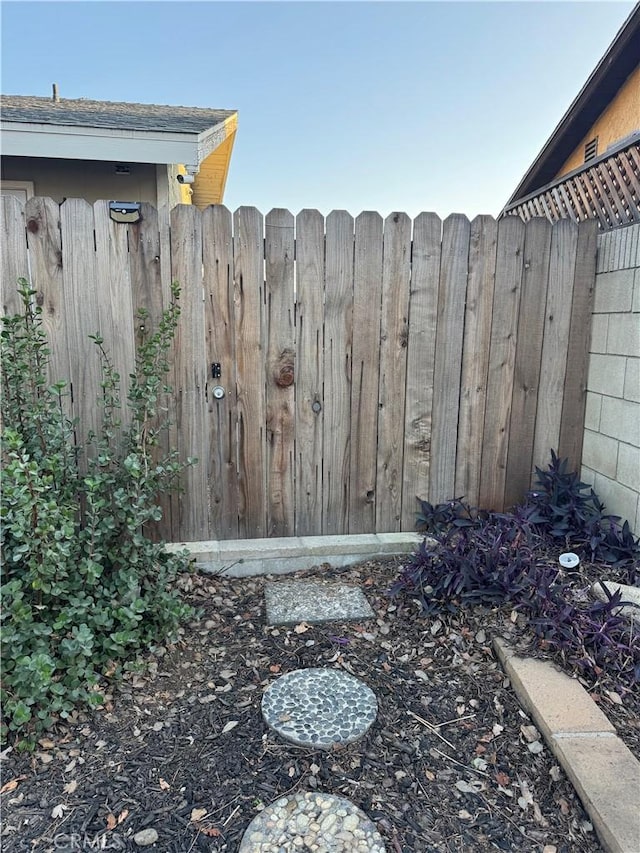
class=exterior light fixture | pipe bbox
[108,201,141,223]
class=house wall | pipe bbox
[582,223,640,535]
[1,156,158,205]
[556,65,640,178]
[192,129,237,210]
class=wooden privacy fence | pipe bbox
[1,197,598,542]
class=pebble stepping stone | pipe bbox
[264,579,374,625]
[262,668,377,749]
[239,791,386,852]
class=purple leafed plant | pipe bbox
[390,452,639,689]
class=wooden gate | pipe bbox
[1,197,598,542]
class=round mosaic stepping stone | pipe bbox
[239,791,386,852]
[261,667,377,749]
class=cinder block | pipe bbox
[594,270,634,313]
[582,430,618,479]
[624,358,640,403]
[299,535,381,557]
[636,497,640,537]
[589,314,609,353]
[600,396,640,445]
[606,313,640,357]
[593,472,639,526]
[617,442,640,492]
[581,465,597,490]
[218,537,306,561]
[584,392,602,430]
[634,268,640,312]
[587,353,626,397]
[551,735,640,853]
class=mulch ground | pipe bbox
[1,556,638,853]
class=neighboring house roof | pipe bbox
[0,93,238,173]
[505,3,640,207]
[1,95,235,135]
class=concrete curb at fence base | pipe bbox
[165,532,424,577]
[493,638,640,853]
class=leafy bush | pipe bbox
[1,280,194,743]
[390,453,639,689]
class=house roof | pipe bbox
[1,95,235,134]
[505,3,640,207]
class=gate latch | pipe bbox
[211,363,221,379]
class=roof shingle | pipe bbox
[1,95,236,134]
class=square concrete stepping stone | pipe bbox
[264,579,374,626]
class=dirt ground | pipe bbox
[1,556,638,852]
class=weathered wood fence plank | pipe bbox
[401,212,441,529]
[1,196,29,316]
[430,214,470,503]
[349,211,384,533]
[234,206,266,538]
[323,210,354,535]
[479,216,526,509]
[376,212,411,531]
[203,204,239,540]
[455,215,497,506]
[265,208,296,537]
[296,209,325,536]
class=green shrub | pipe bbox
[1,279,194,743]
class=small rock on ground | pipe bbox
[133,827,159,846]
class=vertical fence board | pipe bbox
[1,196,29,316]
[430,214,470,503]
[295,210,325,535]
[128,203,175,541]
[479,216,526,509]
[455,215,497,505]
[94,202,136,422]
[559,219,598,471]
[59,199,102,460]
[203,205,239,540]
[402,212,441,529]
[171,205,209,540]
[532,219,579,473]
[504,217,552,508]
[349,212,384,533]
[376,212,411,531]
[323,211,354,534]
[234,206,267,538]
[24,197,72,406]
[265,209,296,537]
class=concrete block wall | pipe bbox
[582,224,640,535]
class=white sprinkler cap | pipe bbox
[559,552,580,569]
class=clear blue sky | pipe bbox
[1,1,635,218]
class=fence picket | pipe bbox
[377,212,411,531]
[323,211,354,534]
[402,212,441,529]
[59,199,102,463]
[1,195,29,316]
[265,208,296,537]
[532,219,579,474]
[455,215,497,506]
[295,209,325,535]
[24,197,71,409]
[479,216,526,509]
[234,206,267,538]
[171,204,209,540]
[203,205,239,540]
[504,217,552,508]
[430,214,470,503]
[559,219,598,471]
[349,212,384,533]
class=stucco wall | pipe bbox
[582,223,640,534]
[1,155,158,205]
[556,65,640,178]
